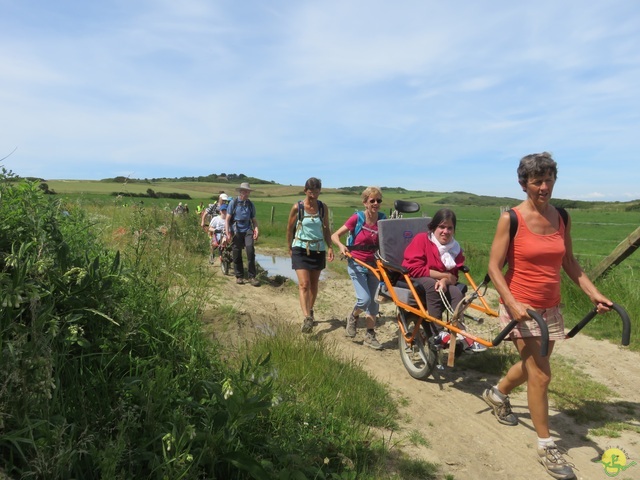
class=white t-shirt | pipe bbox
[209,215,226,233]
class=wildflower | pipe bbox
[162,433,174,452]
[222,378,233,400]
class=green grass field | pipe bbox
[50,178,640,271]
[50,178,638,351]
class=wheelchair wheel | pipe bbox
[220,247,232,276]
[220,258,230,276]
[397,310,437,380]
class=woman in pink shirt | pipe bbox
[483,152,612,480]
[332,187,386,351]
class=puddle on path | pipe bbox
[255,253,327,284]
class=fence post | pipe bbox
[590,226,640,280]
[270,206,275,225]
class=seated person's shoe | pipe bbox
[470,341,487,353]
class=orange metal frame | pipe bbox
[346,252,499,349]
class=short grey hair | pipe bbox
[517,152,558,186]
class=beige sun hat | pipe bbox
[236,182,253,191]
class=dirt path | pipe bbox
[206,253,640,480]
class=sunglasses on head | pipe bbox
[368,198,383,204]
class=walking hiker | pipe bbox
[225,183,259,286]
[287,177,334,333]
[201,193,229,229]
[483,152,612,480]
[331,186,386,350]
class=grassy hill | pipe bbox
[43,178,640,212]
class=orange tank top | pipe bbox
[504,208,566,309]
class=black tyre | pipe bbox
[220,257,230,276]
[398,310,437,380]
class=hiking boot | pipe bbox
[537,445,576,479]
[236,277,244,285]
[249,277,260,287]
[301,316,314,334]
[345,312,358,338]
[482,387,518,426]
[364,331,383,350]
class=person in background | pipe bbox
[196,202,204,215]
[484,152,612,480]
[331,187,386,350]
[173,202,185,214]
[201,193,229,230]
[208,203,228,264]
[287,177,334,333]
[226,183,259,286]
[402,208,486,353]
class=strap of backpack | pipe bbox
[508,209,517,242]
[505,207,568,267]
[294,200,325,255]
[347,211,383,251]
[556,206,568,227]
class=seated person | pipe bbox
[401,208,485,352]
[208,204,229,263]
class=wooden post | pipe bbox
[270,206,275,225]
[447,330,457,367]
[590,226,640,280]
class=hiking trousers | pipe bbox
[347,259,380,317]
[231,230,256,279]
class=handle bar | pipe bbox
[565,303,631,346]
[491,309,549,357]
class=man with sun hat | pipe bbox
[226,182,259,286]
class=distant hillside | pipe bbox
[99,173,276,185]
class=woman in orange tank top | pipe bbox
[483,152,612,480]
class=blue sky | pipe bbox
[2,1,639,201]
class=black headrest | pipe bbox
[393,200,421,214]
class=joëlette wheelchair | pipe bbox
[346,200,631,381]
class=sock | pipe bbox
[538,437,555,449]
[490,386,507,402]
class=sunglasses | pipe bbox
[368,198,383,204]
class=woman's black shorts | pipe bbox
[291,247,326,270]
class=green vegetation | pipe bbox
[43,178,640,349]
[0,170,422,479]
[4,173,638,478]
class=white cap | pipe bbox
[219,193,229,201]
